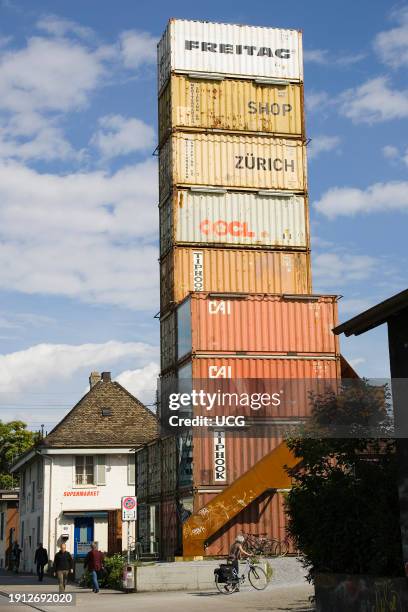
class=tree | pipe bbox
[0,420,39,489]
[285,379,403,579]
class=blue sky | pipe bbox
[0,0,407,431]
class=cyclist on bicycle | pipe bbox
[228,535,251,590]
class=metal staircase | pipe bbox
[182,441,299,557]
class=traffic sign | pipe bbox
[122,496,137,521]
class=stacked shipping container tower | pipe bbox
[137,19,340,559]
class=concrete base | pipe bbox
[315,573,408,611]
[133,557,307,593]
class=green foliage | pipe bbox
[0,420,39,487]
[79,554,126,590]
[285,379,403,579]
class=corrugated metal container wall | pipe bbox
[160,247,312,312]
[182,294,339,358]
[194,491,293,556]
[160,190,308,255]
[160,499,180,559]
[157,19,303,92]
[148,442,162,498]
[136,447,148,501]
[184,355,340,381]
[159,76,303,143]
[161,436,178,497]
[193,431,284,487]
[160,311,176,371]
[136,503,150,553]
[159,133,306,195]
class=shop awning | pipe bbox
[62,511,109,518]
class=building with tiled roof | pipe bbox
[11,372,158,575]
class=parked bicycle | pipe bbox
[243,532,290,557]
[214,558,268,594]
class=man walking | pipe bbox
[34,543,48,581]
[11,541,22,574]
[53,543,73,593]
[84,543,105,593]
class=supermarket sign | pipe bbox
[122,496,137,521]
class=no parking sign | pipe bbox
[122,496,137,521]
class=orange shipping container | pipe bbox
[174,293,339,362]
[159,133,306,196]
[160,247,312,312]
[158,75,304,143]
[178,354,340,381]
[193,429,285,487]
[194,490,292,557]
[160,499,180,559]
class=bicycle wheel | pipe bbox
[248,566,268,591]
[215,576,239,595]
[279,540,289,557]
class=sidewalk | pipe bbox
[0,569,314,611]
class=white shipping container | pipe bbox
[160,190,308,254]
[159,133,306,195]
[158,19,303,92]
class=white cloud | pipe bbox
[0,340,157,394]
[119,30,157,69]
[304,49,328,64]
[0,112,77,162]
[339,77,408,123]
[0,36,107,114]
[115,362,159,407]
[338,298,373,316]
[374,7,408,68]
[314,181,408,218]
[305,90,330,113]
[36,14,95,41]
[91,114,155,159]
[382,144,399,159]
[313,252,378,288]
[0,22,157,163]
[308,135,341,160]
[304,48,366,66]
[0,158,159,309]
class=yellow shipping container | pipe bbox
[158,75,304,143]
[160,246,312,312]
[159,133,306,197]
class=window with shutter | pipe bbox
[96,455,106,485]
[127,454,135,486]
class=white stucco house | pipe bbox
[11,371,157,574]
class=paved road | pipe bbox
[0,571,314,611]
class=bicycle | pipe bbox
[269,537,290,557]
[214,558,268,594]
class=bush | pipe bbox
[79,553,125,590]
[285,380,403,580]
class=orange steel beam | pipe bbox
[182,441,299,557]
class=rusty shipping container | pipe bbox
[159,75,304,143]
[159,133,306,196]
[136,446,148,501]
[160,190,308,255]
[136,437,178,501]
[178,354,340,381]
[161,435,178,497]
[193,429,285,487]
[193,490,293,556]
[160,498,180,559]
[161,293,339,370]
[160,247,312,312]
[158,19,303,92]
[174,293,339,363]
